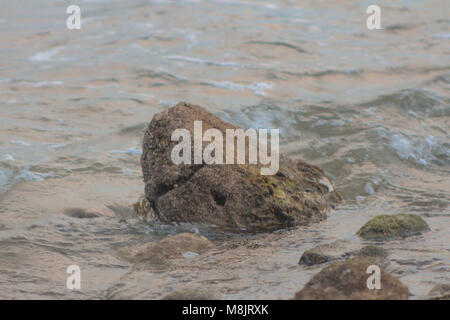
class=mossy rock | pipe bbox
[357,214,429,240]
[358,245,388,258]
[299,240,363,266]
[133,195,152,220]
[273,187,286,200]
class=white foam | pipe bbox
[3,154,14,161]
[182,251,199,259]
[29,47,63,63]
[364,183,374,195]
[432,33,450,39]
[0,169,10,193]
[42,143,68,149]
[390,134,416,160]
[137,22,154,29]
[33,81,63,88]
[167,55,238,67]
[122,168,133,175]
[20,171,48,182]
[159,100,178,106]
[0,167,53,194]
[10,140,32,146]
[318,176,334,192]
[389,133,448,166]
[207,80,273,96]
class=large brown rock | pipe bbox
[294,257,410,300]
[140,102,342,232]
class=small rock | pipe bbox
[299,240,364,266]
[64,208,101,219]
[356,213,429,240]
[115,233,214,271]
[294,257,410,300]
[358,245,388,258]
[429,284,450,300]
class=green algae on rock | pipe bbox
[356,214,429,240]
[358,245,388,258]
[132,195,152,221]
[140,102,343,232]
[294,257,410,300]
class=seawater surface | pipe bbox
[0,0,449,299]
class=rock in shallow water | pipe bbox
[140,102,342,232]
[357,213,429,240]
[299,240,364,266]
[63,208,101,219]
[115,232,214,271]
[294,257,410,300]
[428,284,450,300]
[299,241,388,266]
[358,245,388,258]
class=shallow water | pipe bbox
[0,0,449,299]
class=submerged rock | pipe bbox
[357,213,429,240]
[299,240,364,266]
[294,257,409,300]
[358,245,388,258]
[115,232,214,271]
[429,284,450,300]
[64,208,101,219]
[140,102,342,232]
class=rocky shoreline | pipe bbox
[109,102,440,300]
